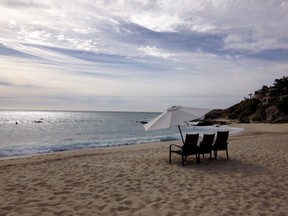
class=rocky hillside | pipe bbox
[205,76,288,123]
[205,97,288,123]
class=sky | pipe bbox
[0,0,288,112]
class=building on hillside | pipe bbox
[254,87,280,105]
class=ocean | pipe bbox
[0,111,243,158]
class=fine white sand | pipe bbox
[0,123,287,216]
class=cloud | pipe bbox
[0,81,12,86]
[137,46,173,58]
[2,0,287,55]
[0,0,287,111]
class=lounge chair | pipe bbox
[212,131,229,160]
[169,133,199,166]
[198,133,215,162]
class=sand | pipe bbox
[0,123,288,216]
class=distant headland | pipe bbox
[205,76,288,124]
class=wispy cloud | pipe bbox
[0,0,287,111]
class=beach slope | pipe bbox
[0,123,288,216]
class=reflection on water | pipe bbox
[0,111,243,157]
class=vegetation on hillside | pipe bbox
[205,76,288,123]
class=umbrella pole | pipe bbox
[178,125,185,144]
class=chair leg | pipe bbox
[226,149,229,159]
[169,148,172,164]
[214,150,217,160]
[182,155,185,166]
[209,152,212,161]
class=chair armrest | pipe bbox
[169,144,182,148]
[169,144,182,151]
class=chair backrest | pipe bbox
[182,133,199,154]
[214,131,229,149]
[200,134,215,151]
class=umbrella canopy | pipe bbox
[144,105,212,143]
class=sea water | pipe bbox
[0,111,243,158]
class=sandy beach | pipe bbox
[0,123,287,216]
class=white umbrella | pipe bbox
[144,105,212,143]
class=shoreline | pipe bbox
[1,123,287,215]
[0,122,286,167]
[0,124,243,163]
[0,123,286,166]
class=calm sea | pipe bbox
[0,111,243,158]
